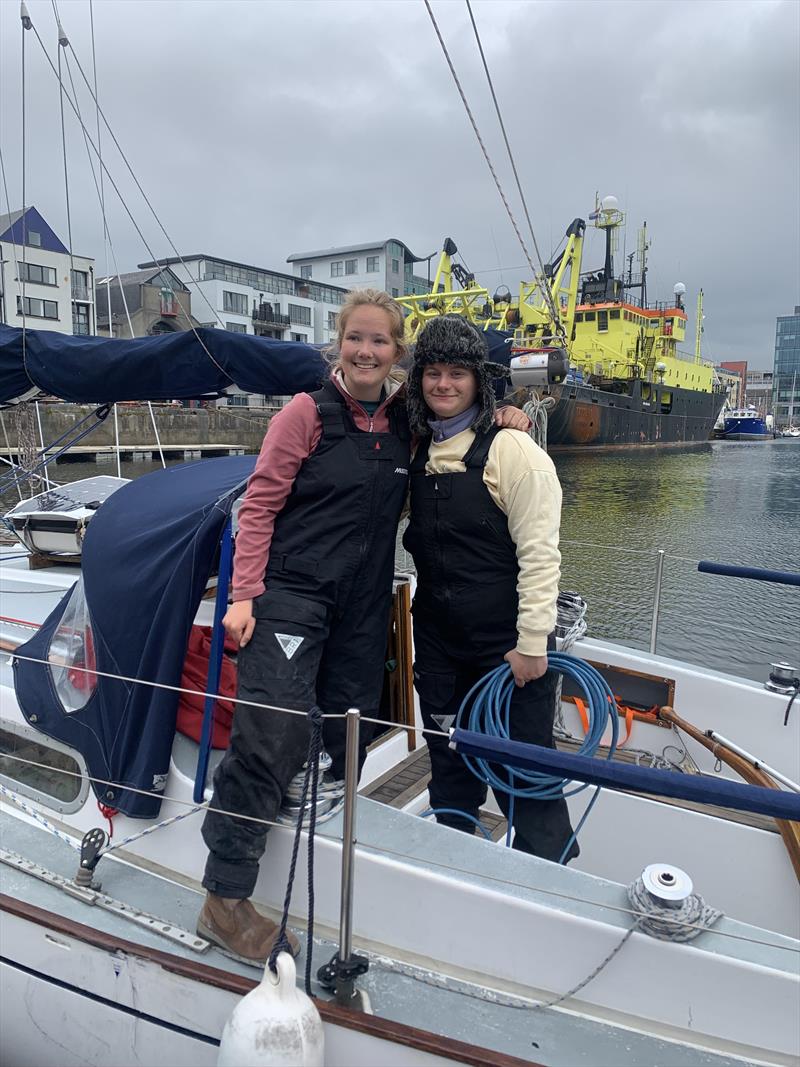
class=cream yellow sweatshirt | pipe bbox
[420,428,562,656]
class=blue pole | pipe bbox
[193,518,233,803]
[697,560,800,588]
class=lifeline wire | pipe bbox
[1,743,794,956]
[6,650,452,741]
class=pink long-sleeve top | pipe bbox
[231,371,405,602]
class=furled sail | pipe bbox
[0,324,328,405]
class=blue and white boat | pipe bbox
[716,406,771,440]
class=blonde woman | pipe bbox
[199,289,411,962]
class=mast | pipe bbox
[589,194,624,303]
[695,288,704,364]
[638,222,649,307]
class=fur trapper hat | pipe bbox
[407,315,504,435]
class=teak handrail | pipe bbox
[657,705,800,883]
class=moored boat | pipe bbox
[715,407,772,441]
[1,460,799,1067]
[399,197,727,449]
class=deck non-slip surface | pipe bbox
[2,808,781,1067]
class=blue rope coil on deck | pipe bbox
[455,653,619,860]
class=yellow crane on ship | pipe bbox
[398,196,716,397]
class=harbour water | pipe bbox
[4,438,798,683]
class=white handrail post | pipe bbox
[650,549,665,654]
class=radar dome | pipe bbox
[601,195,619,211]
[673,282,686,296]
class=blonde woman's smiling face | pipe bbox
[338,306,399,402]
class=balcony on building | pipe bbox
[252,300,291,338]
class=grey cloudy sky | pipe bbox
[1,0,798,367]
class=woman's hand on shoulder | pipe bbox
[223,599,256,648]
[504,649,548,687]
[495,405,531,432]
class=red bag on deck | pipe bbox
[177,625,238,748]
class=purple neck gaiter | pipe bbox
[428,403,481,443]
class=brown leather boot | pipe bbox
[197,893,300,965]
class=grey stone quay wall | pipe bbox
[2,403,278,454]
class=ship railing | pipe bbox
[396,533,797,668]
[557,539,798,665]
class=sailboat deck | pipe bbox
[2,805,788,1067]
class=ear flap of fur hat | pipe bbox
[407,315,502,435]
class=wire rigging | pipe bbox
[463,0,563,334]
[423,4,538,281]
[22,9,231,387]
[53,6,75,288]
[51,11,225,331]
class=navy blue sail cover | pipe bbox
[13,456,256,817]
[0,324,328,404]
[0,324,513,406]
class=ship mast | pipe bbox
[585,194,625,304]
[695,288,704,364]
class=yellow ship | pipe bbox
[399,197,726,447]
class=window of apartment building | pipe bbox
[223,290,248,315]
[288,303,312,326]
[226,322,247,333]
[19,262,57,286]
[71,269,90,300]
[17,295,58,319]
[291,332,308,342]
[28,231,42,247]
[366,256,380,273]
[391,258,400,274]
[330,261,344,277]
[345,259,358,275]
[391,288,399,298]
[327,311,338,331]
[72,304,90,336]
[300,265,312,279]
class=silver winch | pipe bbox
[765,662,800,696]
[640,863,693,907]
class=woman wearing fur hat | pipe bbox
[403,315,578,863]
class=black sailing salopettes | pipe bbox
[203,380,410,898]
[403,426,578,863]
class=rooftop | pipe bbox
[138,254,349,293]
[287,238,428,264]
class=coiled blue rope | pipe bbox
[454,653,619,861]
[420,807,493,840]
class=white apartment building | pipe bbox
[286,239,432,298]
[0,207,96,335]
[138,254,348,348]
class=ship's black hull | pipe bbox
[544,379,725,449]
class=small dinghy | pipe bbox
[3,475,129,556]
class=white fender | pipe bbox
[217,952,324,1067]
